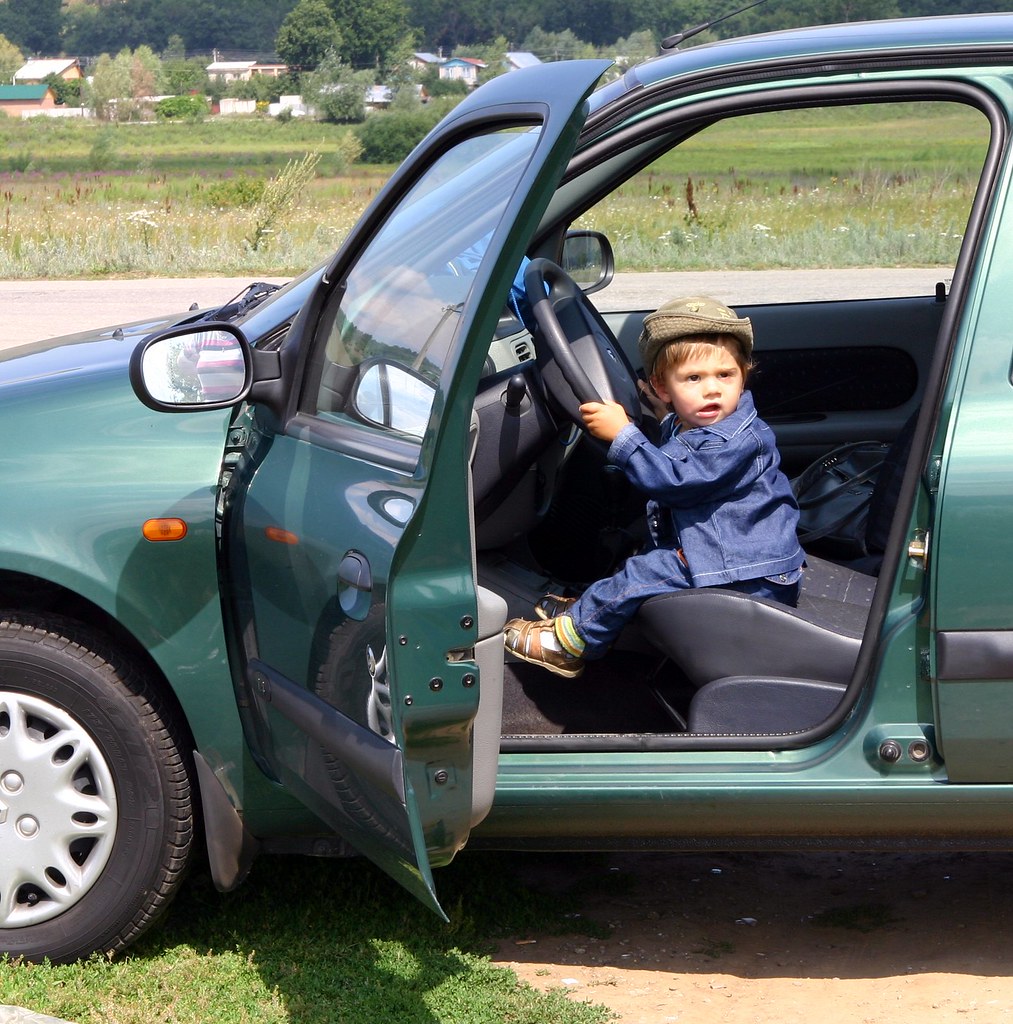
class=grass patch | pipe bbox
[0,117,366,177]
[0,166,386,278]
[0,853,613,1024]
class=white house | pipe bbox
[206,60,257,82]
[409,52,443,72]
[438,57,487,87]
[14,58,83,84]
[504,52,542,71]
[206,60,289,83]
[364,83,429,110]
[268,95,307,117]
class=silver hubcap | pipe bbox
[0,690,117,928]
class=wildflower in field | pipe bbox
[124,208,159,255]
[125,209,158,230]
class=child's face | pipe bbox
[651,340,744,429]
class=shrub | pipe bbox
[303,52,371,124]
[87,128,116,171]
[354,110,439,164]
[44,73,82,107]
[420,70,469,99]
[7,150,33,172]
[155,95,209,122]
[202,175,266,208]
[327,130,363,174]
[247,151,322,250]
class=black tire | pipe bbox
[0,615,194,963]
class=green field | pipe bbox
[0,117,388,278]
[0,101,989,277]
[576,102,989,271]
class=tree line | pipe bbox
[1,0,1009,69]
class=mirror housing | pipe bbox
[350,359,437,439]
[559,230,615,295]
[130,322,256,413]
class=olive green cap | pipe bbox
[638,296,753,375]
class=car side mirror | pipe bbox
[559,230,615,295]
[129,322,253,412]
[350,360,437,439]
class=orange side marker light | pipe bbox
[142,518,188,542]
[265,526,299,545]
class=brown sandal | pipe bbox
[534,593,578,620]
[504,617,585,678]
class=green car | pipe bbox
[3,12,1013,963]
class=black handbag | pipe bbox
[791,441,891,559]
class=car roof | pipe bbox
[589,13,1013,115]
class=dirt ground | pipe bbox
[491,849,1013,1023]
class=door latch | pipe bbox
[907,529,929,569]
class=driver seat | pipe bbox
[636,411,921,735]
[636,555,875,733]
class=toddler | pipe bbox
[504,295,803,678]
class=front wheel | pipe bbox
[0,616,194,963]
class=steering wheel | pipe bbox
[523,258,642,430]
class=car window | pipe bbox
[579,100,989,308]
[305,126,541,438]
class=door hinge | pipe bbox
[216,426,253,525]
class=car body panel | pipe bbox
[0,298,332,838]
[930,152,1013,782]
[0,335,246,767]
[590,13,1013,121]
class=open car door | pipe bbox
[220,60,611,915]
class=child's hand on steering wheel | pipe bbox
[579,400,632,443]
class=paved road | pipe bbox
[0,268,949,350]
[0,277,285,351]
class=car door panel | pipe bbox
[221,59,612,915]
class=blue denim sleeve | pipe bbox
[609,424,756,506]
[508,257,535,329]
[448,234,535,331]
[608,423,652,464]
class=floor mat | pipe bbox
[501,650,679,735]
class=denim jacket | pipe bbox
[608,391,803,587]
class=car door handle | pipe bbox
[338,551,372,619]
